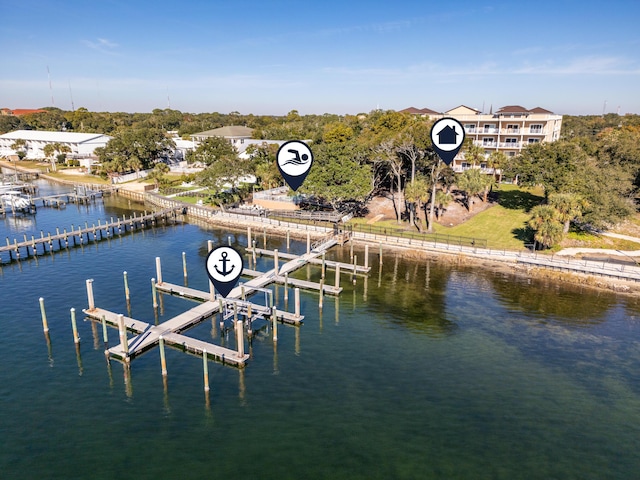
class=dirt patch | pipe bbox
[364,193,495,227]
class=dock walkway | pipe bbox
[85,235,343,366]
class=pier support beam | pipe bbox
[71,308,80,344]
[294,288,301,319]
[203,349,210,392]
[117,314,129,357]
[274,249,279,275]
[306,232,311,254]
[335,264,341,289]
[39,297,49,333]
[236,315,245,358]
[247,227,252,249]
[86,279,95,311]
[159,335,167,376]
[156,257,163,285]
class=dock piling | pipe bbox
[117,314,129,356]
[284,273,289,301]
[364,245,369,270]
[70,308,80,344]
[274,249,279,275]
[155,257,163,285]
[182,252,188,284]
[39,297,49,333]
[203,349,210,391]
[335,264,341,289]
[159,335,167,376]
[152,278,158,309]
[101,315,109,344]
[123,271,130,302]
[319,280,324,309]
[294,288,301,319]
[306,232,310,254]
[86,279,95,311]
[271,306,278,341]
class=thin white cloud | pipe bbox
[82,38,119,54]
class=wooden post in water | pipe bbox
[219,298,224,330]
[350,241,353,261]
[123,271,130,302]
[182,252,188,284]
[319,279,324,309]
[228,236,231,246]
[101,315,108,344]
[151,278,158,309]
[208,240,215,298]
[379,242,383,266]
[247,227,252,248]
[306,232,311,254]
[294,288,301,319]
[263,228,266,249]
[86,279,95,311]
[364,245,369,270]
[274,249,279,275]
[271,306,278,341]
[117,314,129,356]
[286,229,290,250]
[159,335,167,376]
[235,307,245,358]
[284,273,289,301]
[70,308,80,344]
[352,255,358,285]
[321,252,326,279]
[39,297,49,333]
[203,349,210,391]
[155,257,163,285]
[335,264,341,289]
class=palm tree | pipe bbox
[405,176,429,231]
[435,190,452,220]
[456,168,484,211]
[549,192,589,233]
[464,143,485,167]
[528,205,564,249]
[10,139,27,160]
[487,150,508,183]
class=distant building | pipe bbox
[1,108,48,116]
[0,130,112,169]
[190,125,285,159]
[400,104,563,172]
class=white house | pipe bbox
[0,130,112,166]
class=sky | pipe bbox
[2,0,639,116]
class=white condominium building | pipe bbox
[401,105,563,171]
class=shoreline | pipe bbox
[3,160,640,295]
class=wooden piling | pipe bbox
[321,252,326,279]
[155,257,163,285]
[203,349,210,391]
[319,279,324,309]
[364,245,369,269]
[123,271,130,302]
[284,273,289,301]
[286,229,290,250]
[306,232,311,254]
[274,249,279,275]
[247,226,252,248]
[335,264,341,289]
[263,228,266,249]
[379,242,383,265]
[152,278,158,309]
[159,335,167,376]
[182,252,188,284]
[101,315,109,344]
[271,306,278,341]
[39,297,49,333]
[353,255,357,285]
[71,308,80,344]
[236,315,244,358]
[86,279,95,311]
[294,288,301,319]
[118,314,129,356]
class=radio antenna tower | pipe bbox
[47,66,55,106]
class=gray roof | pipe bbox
[191,126,254,138]
[0,130,111,144]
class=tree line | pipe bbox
[3,106,640,246]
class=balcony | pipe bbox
[526,128,545,135]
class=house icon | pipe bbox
[437,125,458,145]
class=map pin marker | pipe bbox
[276,140,314,191]
[205,246,244,298]
[430,117,466,166]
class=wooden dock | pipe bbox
[242,268,342,295]
[248,247,371,274]
[84,234,347,367]
[0,208,182,262]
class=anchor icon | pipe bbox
[214,251,235,277]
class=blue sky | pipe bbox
[2,0,639,115]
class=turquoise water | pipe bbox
[1,180,640,479]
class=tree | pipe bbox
[186,136,236,166]
[548,192,588,233]
[245,142,280,189]
[374,140,405,224]
[10,139,27,160]
[147,162,170,189]
[487,150,508,183]
[43,142,71,171]
[96,128,174,175]
[464,142,485,167]
[301,142,371,211]
[404,176,430,231]
[528,205,564,249]
[456,168,484,211]
[434,190,452,220]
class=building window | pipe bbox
[506,124,519,133]
[507,152,516,157]
[530,124,543,133]
[465,124,476,133]
[505,138,518,144]
[528,138,540,144]
[482,138,495,146]
[483,124,496,133]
